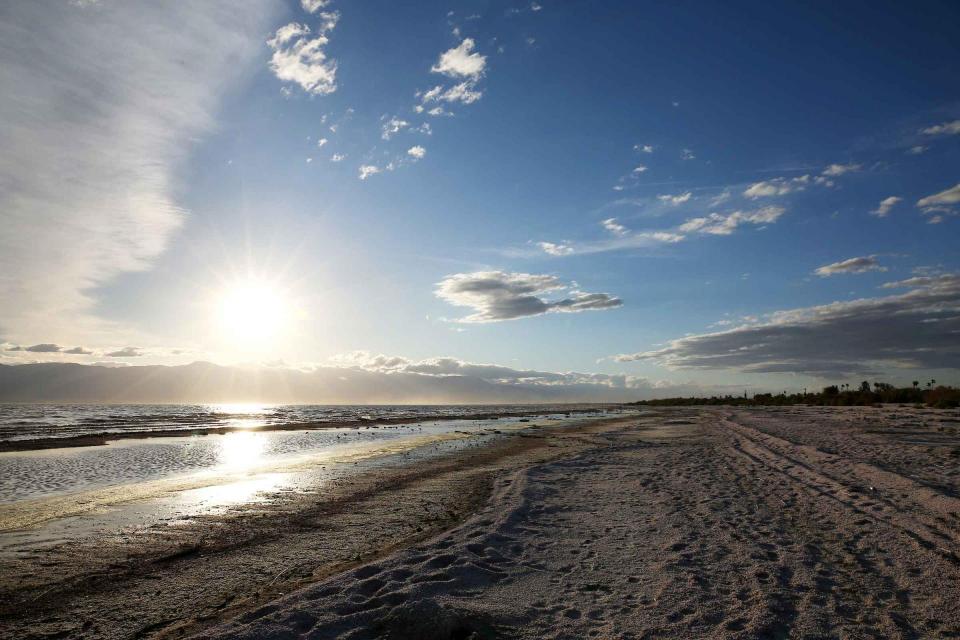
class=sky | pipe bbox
[0,0,959,401]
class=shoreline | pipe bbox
[0,405,621,452]
[0,413,637,639]
[5,405,960,638]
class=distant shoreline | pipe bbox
[0,405,626,452]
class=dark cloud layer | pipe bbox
[0,358,716,404]
[25,343,61,353]
[615,274,960,377]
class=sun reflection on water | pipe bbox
[217,431,268,471]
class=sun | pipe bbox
[215,279,291,344]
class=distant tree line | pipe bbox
[632,379,959,409]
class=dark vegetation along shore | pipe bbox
[634,381,960,409]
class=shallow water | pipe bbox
[0,410,626,559]
[0,415,572,503]
[0,403,598,441]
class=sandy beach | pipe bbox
[4,406,960,638]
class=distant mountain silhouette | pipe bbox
[0,362,639,404]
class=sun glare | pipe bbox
[216,279,291,345]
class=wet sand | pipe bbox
[4,407,960,638]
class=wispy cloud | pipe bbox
[531,204,784,257]
[677,206,785,236]
[814,255,886,277]
[601,218,628,236]
[657,192,692,206]
[436,271,622,322]
[744,175,811,198]
[0,1,275,345]
[917,183,960,210]
[358,165,381,180]
[821,162,861,177]
[381,116,410,140]
[921,119,960,136]
[743,163,858,198]
[537,242,575,256]
[871,196,901,217]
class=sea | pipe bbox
[0,403,607,442]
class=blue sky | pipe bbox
[1,0,958,400]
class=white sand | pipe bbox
[203,407,960,639]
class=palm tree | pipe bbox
[913,380,919,390]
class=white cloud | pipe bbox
[632,165,648,174]
[917,183,960,210]
[431,38,486,79]
[711,191,732,207]
[614,273,960,377]
[538,242,574,256]
[267,14,339,95]
[871,196,901,217]
[677,206,785,235]
[528,204,784,259]
[381,116,410,140]
[419,81,483,106]
[438,81,483,104]
[316,137,328,147]
[358,165,381,180]
[634,144,654,153]
[908,145,928,155]
[821,163,861,177]
[657,192,692,206]
[680,148,695,160]
[921,120,960,136]
[601,218,628,236]
[0,2,273,345]
[814,255,886,277]
[300,0,329,13]
[644,231,686,243]
[743,165,855,200]
[330,153,345,162]
[436,271,622,322]
[743,175,810,198]
[407,145,426,160]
